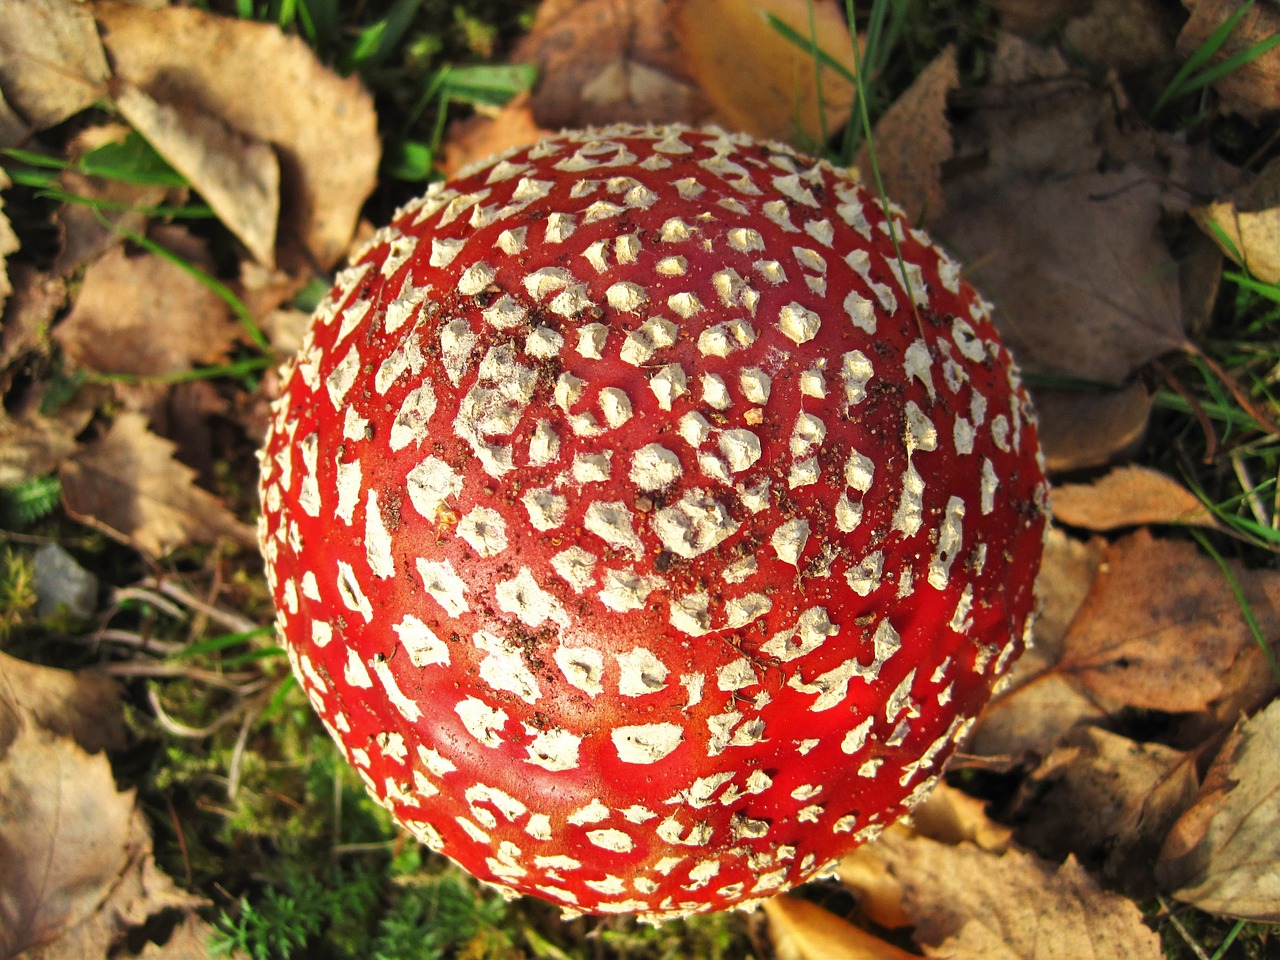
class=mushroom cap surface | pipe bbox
[258,125,1048,919]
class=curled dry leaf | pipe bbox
[59,412,256,557]
[1014,726,1199,894]
[855,46,958,225]
[94,2,379,270]
[1194,199,1280,284]
[1049,464,1217,531]
[873,835,1163,960]
[0,670,202,959]
[53,243,238,379]
[512,0,710,129]
[837,784,1013,932]
[763,894,918,960]
[938,33,1185,471]
[973,529,1280,761]
[1033,374,1153,474]
[0,650,124,755]
[0,168,17,313]
[114,84,280,268]
[1061,0,1178,74]
[1158,699,1280,921]
[51,124,174,277]
[0,0,109,133]
[671,0,857,145]
[1177,0,1280,121]
[442,91,552,179]
[0,409,78,488]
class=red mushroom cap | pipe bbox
[258,125,1048,919]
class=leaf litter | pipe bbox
[0,0,1278,956]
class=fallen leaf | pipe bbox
[138,913,244,960]
[1194,200,1280,285]
[908,782,1014,853]
[51,125,175,277]
[763,895,918,960]
[54,242,238,378]
[59,412,256,557]
[672,0,857,146]
[1177,0,1280,121]
[875,835,1163,960]
[984,0,1078,36]
[0,680,202,960]
[1157,699,1280,920]
[936,34,1187,472]
[0,168,18,313]
[1061,0,1178,74]
[972,530,1280,760]
[837,785,1012,931]
[855,46,958,224]
[1014,726,1199,894]
[939,33,1185,384]
[512,0,711,129]
[0,0,109,133]
[1032,381,1154,474]
[0,265,65,373]
[1049,465,1217,531]
[1056,530,1280,715]
[114,84,280,268]
[0,408,79,488]
[442,91,552,178]
[0,651,124,755]
[0,87,29,147]
[95,2,379,269]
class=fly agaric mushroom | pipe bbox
[258,125,1047,920]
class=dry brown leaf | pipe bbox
[974,530,1280,764]
[0,266,66,372]
[0,651,124,755]
[875,834,1163,960]
[763,895,918,960]
[1194,200,1280,284]
[0,0,109,133]
[1049,465,1216,531]
[114,84,280,267]
[1178,0,1280,121]
[908,782,1014,853]
[54,243,238,378]
[1158,699,1280,920]
[512,0,710,129]
[50,125,174,277]
[937,34,1185,472]
[1061,0,1178,74]
[838,785,1012,931]
[0,720,201,959]
[672,0,857,145]
[1056,530,1280,715]
[138,914,244,960]
[1033,381,1154,474]
[442,91,552,179]
[939,34,1185,381]
[0,87,29,147]
[985,0,1078,36]
[60,412,256,557]
[0,409,79,488]
[1014,726,1199,894]
[94,2,379,270]
[0,168,17,314]
[855,46,957,225]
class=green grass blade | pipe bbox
[764,13,858,86]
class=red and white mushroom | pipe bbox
[257,124,1048,919]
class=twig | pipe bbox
[1157,896,1212,960]
[143,577,261,635]
[226,705,258,801]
